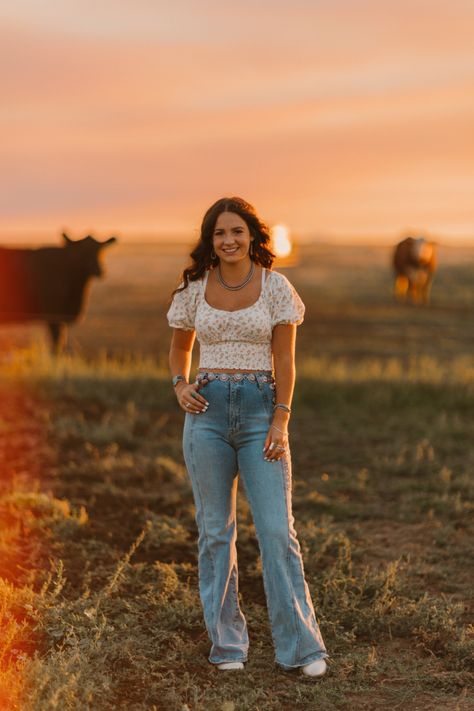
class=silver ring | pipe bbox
[185,403,191,408]
[275,445,286,451]
[269,443,276,450]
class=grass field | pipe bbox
[0,242,473,710]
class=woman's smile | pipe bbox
[213,212,252,262]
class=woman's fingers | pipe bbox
[263,431,288,461]
[179,384,209,413]
[265,448,283,461]
[182,402,201,413]
[191,383,209,407]
[182,398,207,413]
[196,377,209,390]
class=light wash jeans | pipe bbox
[182,371,328,670]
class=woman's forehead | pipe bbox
[214,211,247,229]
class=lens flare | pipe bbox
[271,224,292,258]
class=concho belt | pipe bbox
[196,371,275,385]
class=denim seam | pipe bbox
[231,559,241,623]
[239,475,280,652]
[188,414,218,644]
[259,382,273,416]
[281,454,301,666]
[229,514,240,621]
[233,383,241,433]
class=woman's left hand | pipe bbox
[263,421,289,462]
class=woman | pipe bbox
[167,197,328,677]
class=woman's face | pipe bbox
[212,211,253,264]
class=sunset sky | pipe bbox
[1,0,474,244]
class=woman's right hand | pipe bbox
[175,379,209,414]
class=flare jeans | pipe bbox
[182,372,328,669]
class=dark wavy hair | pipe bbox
[171,196,275,297]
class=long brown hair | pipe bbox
[171,196,275,297]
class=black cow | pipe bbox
[0,233,117,352]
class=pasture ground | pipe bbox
[0,242,473,710]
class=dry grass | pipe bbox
[0,243,473,710]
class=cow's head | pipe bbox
[62,233,117,277]
[411,236,437,265]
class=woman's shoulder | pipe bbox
[175,273,206,294]
[264,268,305,325]
[188,273,206,290]
[265,268,295,290]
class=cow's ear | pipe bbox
[62,233,73,244]
[102,236,117,247]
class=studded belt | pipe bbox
[196,371,275,385]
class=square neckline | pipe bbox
[202,267,268,314]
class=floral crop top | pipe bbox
[166,268,305,371]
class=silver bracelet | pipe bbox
[271,423,287,434]
[172,375,187,388]
[273,403,291,414]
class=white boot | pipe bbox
[217,661,244,671]
[301,659,327,677]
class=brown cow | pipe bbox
[393,236,437,304]
[0,233,117,352]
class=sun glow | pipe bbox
[271,224,292,258]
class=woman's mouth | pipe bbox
[221,246,239,254]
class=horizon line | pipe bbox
[1,233,474,249]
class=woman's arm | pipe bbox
[169,329,208,413]
[263,323,296,461]
[169,328,196,382]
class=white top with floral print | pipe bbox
[166,268,305,370]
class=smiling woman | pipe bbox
[166,196,328,677]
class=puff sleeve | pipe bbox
[166,281,198,330]
[268,271,305,327]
